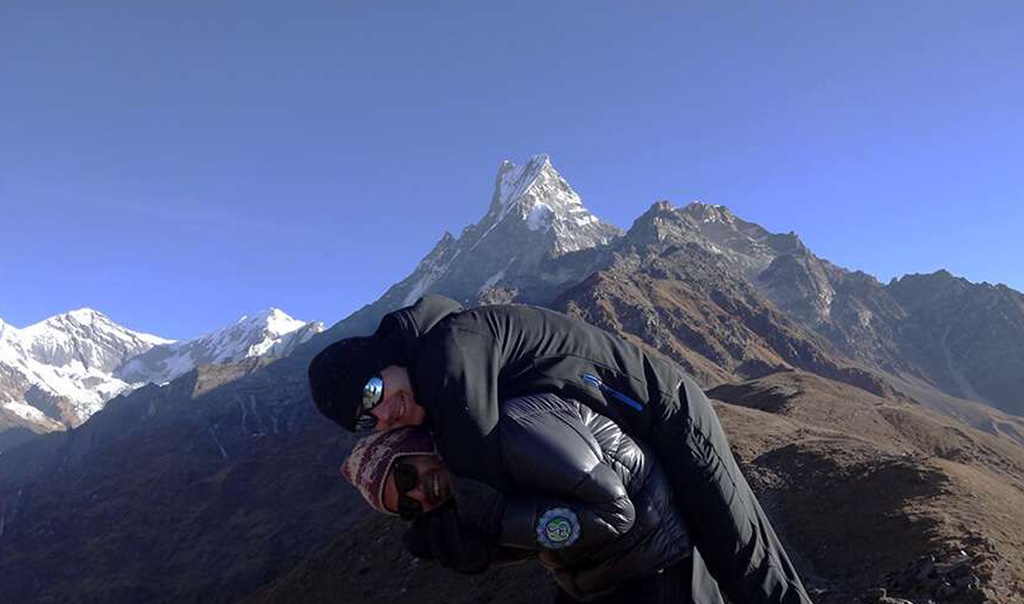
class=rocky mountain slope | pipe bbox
[885,271,1024,414]
[0,155,1022,604]
[116,308,324,385]
[658,203,1024,417]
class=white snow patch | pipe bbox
[498,154,551,210]
[3,401,49,423]
[525,202,553,231]
[474,155,580,248]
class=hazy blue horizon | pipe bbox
[3,1,1022,339]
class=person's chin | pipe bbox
[408,403,425,425]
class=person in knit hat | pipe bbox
[340,426,449,517]
[341,393,725,604]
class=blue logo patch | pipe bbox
[536,507,580,549]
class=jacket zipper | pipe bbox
[581,373,644,412]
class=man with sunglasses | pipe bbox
[308,295,813,604]
[340,393,724,604]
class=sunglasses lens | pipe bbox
[362,376,384,411]
[352,375,384,431]
[394,462,417,493]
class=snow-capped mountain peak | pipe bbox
[384,155,621,308]
[15,308,173,373]
[116,309,324,385]
[0,310,176,426]
[486,154,600,240]
[232,308,306,340]
[39,308,113,331]
[65,307,107,322]
[1,307,323,433]
[494,154,555,213]
[214,308,322,359]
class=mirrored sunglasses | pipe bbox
[353,375,384,432]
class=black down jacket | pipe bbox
[491,393,690,599]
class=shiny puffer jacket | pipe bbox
[491,393,690,599]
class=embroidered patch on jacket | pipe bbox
[536,507,580,549]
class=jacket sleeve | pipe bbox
[652,375,814,604]
[498,465,636,552]
[495,394,636,552]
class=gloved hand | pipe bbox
[402,516,434,561]
[402,504,494,575]
[450,474,505,538]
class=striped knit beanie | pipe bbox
[340,426,436,516]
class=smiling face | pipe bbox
[382,453,452,517]
[368,365,426,431]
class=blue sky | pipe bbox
[2,1,1022,339]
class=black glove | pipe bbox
[407,504,494,575]
[403,516,434,561]
[451,474,505,538]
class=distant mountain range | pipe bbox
[0,308,323,450]
[614,201,1024,420]
[1,155,1022,604]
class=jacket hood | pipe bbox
[372,295,463,365]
